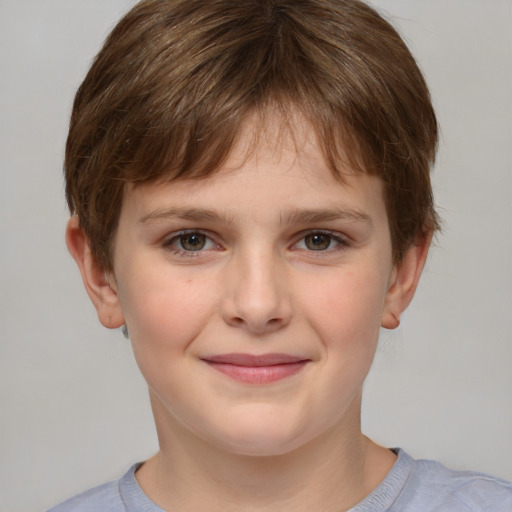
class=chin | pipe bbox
[205,416,312,457]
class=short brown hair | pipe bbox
[65,0,439,272]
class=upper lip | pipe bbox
[202,353,309,366]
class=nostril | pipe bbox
[226,315,286,333]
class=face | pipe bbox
[92,119,417,457]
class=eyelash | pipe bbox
[163,230,219,257]
[293,230,349,253]
[161,229,350,257]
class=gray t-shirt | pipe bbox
[48,449,512,511]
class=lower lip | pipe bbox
[205,361,308,384]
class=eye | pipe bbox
[295,231,345,251]
[304,233,332,251]
[164,231,216,253]
[178,233,207,251]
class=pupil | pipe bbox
[181,233,205,251]
[306,233,330,250]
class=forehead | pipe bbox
[228,108,363,174]
[148,108,367,192]
[122,113,387,230]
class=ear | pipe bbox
[381,232,432,329]
[65,216,125,329]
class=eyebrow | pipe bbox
[138,207,233,224]
[139,206,372,226]
[281,207,372,226]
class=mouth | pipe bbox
[201,353,310,384]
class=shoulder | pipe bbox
[47,463,166,512]
[47,475,125,512]
[402,453,512,511]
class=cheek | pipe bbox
[298,265,389,352]
[116,268,218,373]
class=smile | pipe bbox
[201,353,310,384]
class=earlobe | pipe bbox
[381,232,432,330]
[65,216,125,329]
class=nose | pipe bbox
[220,248,292,335]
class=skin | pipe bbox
[67,116,430,511]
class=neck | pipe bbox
[135,392,396,512]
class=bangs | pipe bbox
[65,0,438,271]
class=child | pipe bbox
[50,0,512,510]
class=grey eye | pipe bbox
[179,233,207,251]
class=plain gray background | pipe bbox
[0,1,511,511]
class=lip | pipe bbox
[201,353,310,384]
